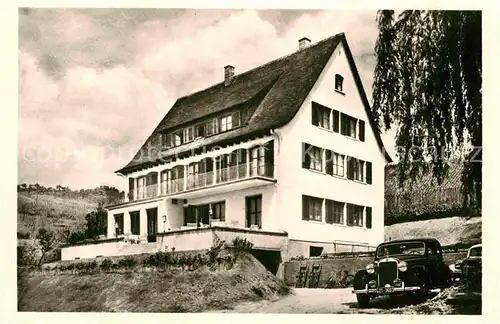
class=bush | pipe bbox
[118,256,137,269]
[17,245,37,267]
[68,231,87,244]
[100,259,113,271]
[207,238,226,263]
[231,237,254,252]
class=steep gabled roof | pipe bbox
[117,33,392,175]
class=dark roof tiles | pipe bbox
[117,33,391,174]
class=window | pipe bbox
[302,195,323,221]
[302,143,322,172]
[187,162,200,189]
[128,178,135,200]
[130,211,140,235]
[312,102,331,129]
[309,246,323,257]
[250,145,266,176]
[365,207,372,229]
[205,119,218,136]
[326,150,344,177]
[219,114,233,132]
[347,204,363,227]
[326,200,344,224]
[162,133,172,148]
[347,116,357,138]
[335,74,344,92]
[212,201,225,221]
[137,177,145,199]
[354,159,364,182]
[114,214,124,236]
[195,124,206,138]
[183,127,194,143]
[246,195,262,228]
[173,132,182,146]
[347,157,364,182]
[333,153,345,177]
[340,113,358,139]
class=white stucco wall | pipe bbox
[274,42,386,248]
[61,240,125,261]
[106,198,167,239]
[167,184,278,231]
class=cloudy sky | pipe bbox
[18,8,396,190]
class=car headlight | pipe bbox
[366,263,375,274]
[398,261,407,272]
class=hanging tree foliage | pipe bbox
[372,10,482,212]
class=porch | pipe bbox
[156,226,288,252]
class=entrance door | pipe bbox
[146,208,158,242]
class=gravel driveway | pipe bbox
[215,288,409,314]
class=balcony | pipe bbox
[125,163,275,203]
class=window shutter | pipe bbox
[232,111,240,127]
[325,200,332,224]
[325,149,333,175]
[359,120,365,141]
[302,143,311,169]
[302,195,309,220]
[346,204,353,226]
[311,104,319,126]
[346,157,354,180]
[340,113,347,135]
[332,110,340,133]
[366,161,372,184]
[366,207,372,229]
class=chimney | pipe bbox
[224,65,235,86]
[298,37,311,50]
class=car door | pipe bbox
[426,241,440,286]
[428,241,449,286]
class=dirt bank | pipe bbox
[18,252,289,312]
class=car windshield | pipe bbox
[377,242,425,258]
[469,246,482,257]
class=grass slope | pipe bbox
[18,253,290,312]
[385,216,482,246]
[17,192,98,236]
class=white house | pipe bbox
[61,33,392,263]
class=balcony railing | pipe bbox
[128,163,274,202]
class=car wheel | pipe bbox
[356,294,370,308]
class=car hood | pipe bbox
[376,255,427,263]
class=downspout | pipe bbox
[270,129,282,153]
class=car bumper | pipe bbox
[353,285,421,295]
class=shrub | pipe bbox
[118,256,137,269]
[231,237,254,252]
[68,231,87,244]
[86,260,98,271]
[75,262,87,271]
[100,259,113,271]
[207,238,226,263]
[17,245,37,267]
[144,251,170,267]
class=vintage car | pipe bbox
[352,238,452,308]
[450,244,482,282]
